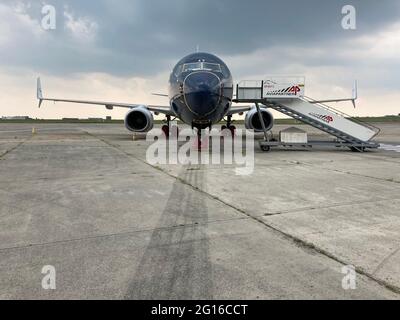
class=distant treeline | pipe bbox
[0,116,399,124]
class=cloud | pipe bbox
[0,2,44,47]
[1,0,399,76]
[346,22,400,62]
[0,0,399,118]
[64,7,98,42]
[0,69,170,119]
[226,18,400,93]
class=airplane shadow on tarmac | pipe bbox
[125,166,213,299]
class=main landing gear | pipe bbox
[260,145,271,152]
[161,115,179,138]
[161,124,170,137]
[161,115,171,138]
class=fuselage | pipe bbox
[168,52,233,129]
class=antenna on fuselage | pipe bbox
[196,44,200,53]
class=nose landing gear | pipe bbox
[161,115,171,138]
[196,129,203,150]
[194,127,211,150]
[222,115,236,137]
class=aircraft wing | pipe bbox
[37,78,175,116]
[226,106,253,116]
[307,80,358,108]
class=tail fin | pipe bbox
[37,77,43,108]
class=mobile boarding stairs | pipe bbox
[233,77,380,152]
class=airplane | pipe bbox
[37,52,357,147]
[37,52,274,146]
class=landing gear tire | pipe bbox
[261,145,271,152]
[229,125,236,137]
[221,125,236,137]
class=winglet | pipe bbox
[352,80,358,108]
[37,77,43,108]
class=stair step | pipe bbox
[268,104,373,144]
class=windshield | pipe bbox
[202,62,222,72]
[182,62,222,73]
[182,62,202,72]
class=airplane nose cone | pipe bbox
[183,72,221,117]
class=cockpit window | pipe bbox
[182,62,202,72]
[202,62,222,72]
[182,62,222,73]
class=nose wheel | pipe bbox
[193,127,211,150]
[228,125,236,136]
[197,130,202,149]
[222,115,236,137]
[221,125,236,136]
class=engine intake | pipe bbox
[245,107,274,132]
[124,106,154,132]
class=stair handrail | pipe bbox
[302,96,381,138]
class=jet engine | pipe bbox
[244,107,274,132]
[124,106,154,132]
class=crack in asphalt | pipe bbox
[0,216,249,253]
[372,245,400,276]
[262,197,400,216]
[0,140,28,159]
[293,159,400,185]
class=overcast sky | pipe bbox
[1,0,399,119]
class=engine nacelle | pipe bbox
[124,106,154,132]
[245,107,274,132]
